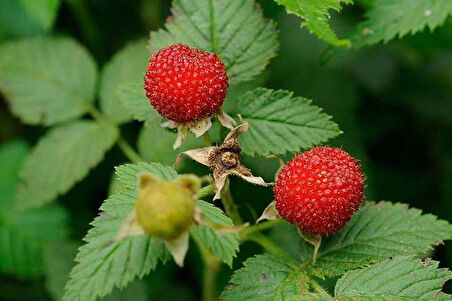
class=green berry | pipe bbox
[135,174,198,240]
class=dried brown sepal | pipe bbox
[175,122,273,200]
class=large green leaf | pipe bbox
[148,0,278,83]
[221,253,308,300]
[0,0,60,38]
[0,141,29,212]
[16,121,118,210]
[137,124,215,166]
[0,204,69,278]
[19,0,60,31]
[0,37,97,125]
[64,163,178,301]
[44,242,151,301]
[63,190,170,301]
[349,0,452,48]
[99,39,150,123]
[114,162,179,191]
[300,202,452,277]
[117,82,160,125]
[43,242,79,300]
[233,88,341,156]
[274,0,353,46]
[191,200,239,266]
[0,141,69,278]
[332,257,452,300]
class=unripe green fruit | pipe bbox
[135,177,196,240]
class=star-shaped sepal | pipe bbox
[175,122,273,199]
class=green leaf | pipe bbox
[233,88,341,156]
[0,141,69,278]
[0,0,60,38]
[300,202,452,277]
[221,253,309,300]
[63,191,170,301]
[115,162,179,191]
[0,204,69,278]
[333,256,452,300]
[64,163,177,300]
[118,82,160,125]
[19,0,60,31]
[349,0,452,48]
[0,140,29,212]
[0,37,97,126]
[148,0,278,83]
[190,200,239,266]
[16,121,118,210]
[274,0,353,46]
[99,39,150,123]
[268,221,304,261]
[43,242,79,300]
[137,125,209,166]
[44,242,150,301]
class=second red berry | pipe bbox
[274,146,364,236]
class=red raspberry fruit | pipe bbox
[144,44,229,123]
[274,147,364,236]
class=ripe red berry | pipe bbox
[274,147,364,236]
[144,44,228,123]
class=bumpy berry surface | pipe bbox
[144,44,228,123]
[274,147,364,236]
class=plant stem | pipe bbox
[192,233,220,301]
[117,137,145,163]
[309,278,330,296]
[66,0,105,60]
[247,233,298,266]
[86,102,144,164]
[195,183,216,199]
[202,253,220,301]
[240,219,283,240]
[220,179,242,224]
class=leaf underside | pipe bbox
[274,0,353,46]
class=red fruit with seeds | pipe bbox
[274,147,364,236]
[144,44,228,123]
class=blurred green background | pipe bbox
[0,0,451,300]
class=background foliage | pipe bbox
[0,0,451,300]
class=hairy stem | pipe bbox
[117,137,145,163]
[86,104,144,164]
[196,183,216,199]
[220,179,243,224]
[240,219,283,240]
[246,233,298,265]
[192,233,220,301]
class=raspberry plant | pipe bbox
[0,0,451,300]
